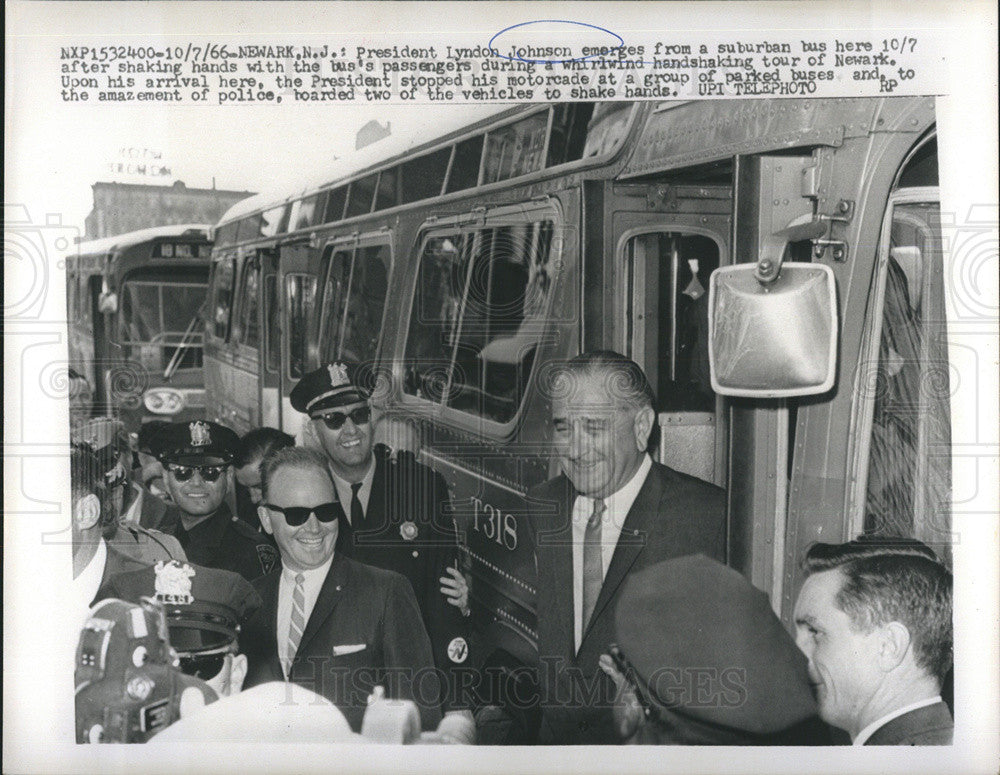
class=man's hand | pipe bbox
[599,653,644,741]
[439,566,470,615]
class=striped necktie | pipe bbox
[286,572,306,677]
[581,498,606,637]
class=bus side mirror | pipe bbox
[708,263,837,397]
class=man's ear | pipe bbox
[74,493,102,532]
[229,653,248,695]
[257,506,273,535]
[633,406,655,452]
[877,621,912,672]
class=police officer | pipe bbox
[99,558,262,699]
[156,420,279,581]
[72,417,184,565]
[290,362,474,727]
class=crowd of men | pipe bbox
[69,352,954,746]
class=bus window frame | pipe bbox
[262,272,279,374]
[208,254,238,343]
[316,233,394,368]
[846,185,944,539]
[395,199,562,440]
[231,251,262,351]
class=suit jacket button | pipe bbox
[412,550,419,558]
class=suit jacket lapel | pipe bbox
[536,475,576,659]
[581,465,662,647]
[296,554,349,657]
[366,455,387,531]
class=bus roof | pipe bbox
[216,104,525,227]
[72,223,213,259]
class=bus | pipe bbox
[66,224,213,432]
[203,98,948,672]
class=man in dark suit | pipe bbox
[525,351,726,744]
[240,446,443,733]
[793,537,953,745]
[291,362,473,731]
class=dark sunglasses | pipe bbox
[178,652,228,681]
[166,463,228,483]
[263,501,342,527]
[312,406,371,430]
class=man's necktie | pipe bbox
[286,572,306,677]
[581,498,606,636]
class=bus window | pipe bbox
[260,205,287,238]
[863,199,950,560]
[319,249,352,362]
[346,173,378,218]
[289,192,325,232]
[234,258,261,349]
[483,112,548,184]
[375,168,399,211]
[401,147,450,203]
[403,233,474,402]
[445,136,484,194]
[343,244,389,362]
[624,232,719,412]
[547,103,596,167]
[263,273,279,373]
[323,186,348,223]
[118,272,205,373]
[404,219,554,425]
[210,257,236,340]
[285,273,317,380]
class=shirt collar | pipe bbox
[852,695,943,745]
[281,552,335,584]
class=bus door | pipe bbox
[610,181,732,491]
[277,241,319,437]
[314,233,393,438]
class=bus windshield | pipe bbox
[119,270,207,372]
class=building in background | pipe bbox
[84,180,255,240]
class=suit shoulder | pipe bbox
[526,474,567,502]
[653,462,724,499]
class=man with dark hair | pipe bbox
[794,537,953,745]
[233,427,295,530]
[525,350,726,744]
[241,446,443,733]
[156,420,278,580]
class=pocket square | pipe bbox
[332,644,366,656]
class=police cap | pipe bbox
[290,361,374,415]
[157,420,239,465]
[103,560,262,658]
[613,554,817,735]
[72,417,130,486]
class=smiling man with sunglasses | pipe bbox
[291,362,474,730]
[157,420,279,581]
[241,446,443,733]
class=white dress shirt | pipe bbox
[277,554,335,677]
[572,455,652,652]
[852,695,944,745]
[329,460,376,523]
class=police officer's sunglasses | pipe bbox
[177,644,235,681]
[165,463,228,483]
[262,501,342,527]
[312,406,371,430]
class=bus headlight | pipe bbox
[143,388,185,415]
